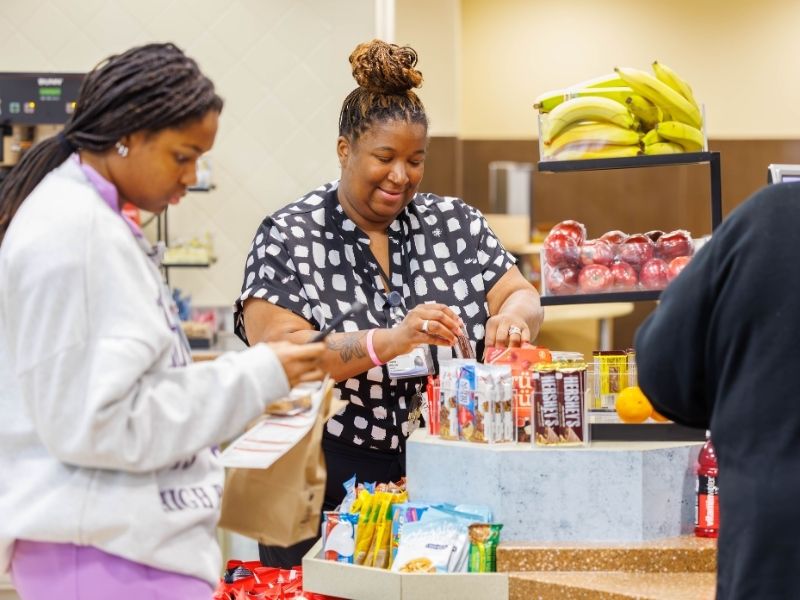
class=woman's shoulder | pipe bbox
[409,192,482,222]
[272,181,338,222]
[254,181,338,241]
[8,161,113,246]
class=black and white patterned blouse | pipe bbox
[235,181,515,452]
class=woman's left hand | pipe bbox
[484,315,530,348]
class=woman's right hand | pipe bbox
[268,341,326,388]
[392,303,463,356]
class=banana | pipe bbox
[614,66,702,129]
[656,121,705,152]
[625,94,662,131]
[534,86,635,113]
[541,96,634,143]
[568,72,627,89]
[551,142,641,161]
[642,129,665,146]
[545,122,641,156]
[644,141,685,155]
[652,61,699,110]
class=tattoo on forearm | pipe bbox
[326,333,368,363]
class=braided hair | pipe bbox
[338,39,428,142]
[0,42,223,244]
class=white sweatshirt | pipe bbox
[0,158,289,585]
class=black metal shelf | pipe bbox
[590,421,706,442]
[541,289,661,306]
[537,149,722,308]
[538,151,715,173]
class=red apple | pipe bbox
[667,255,692,281]
[618,234,655,271]
[599,230,628,245]
[549,220,587,245]
[639,258,669,290]
[578,264,613,293]
[543,232,580,268]
[645,229,665,243]
[656,230,694,260]
[610,261,639,290]
[579,239,615,266]
[544,265,580,295]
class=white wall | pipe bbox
[0,0,375,306]
[396,0,800,141]
[395,0,460,136]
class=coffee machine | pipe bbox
[0,72,83,180]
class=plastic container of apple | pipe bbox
[541,220,699,296]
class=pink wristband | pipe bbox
[366,328,384,366]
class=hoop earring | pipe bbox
[115,142,129,158]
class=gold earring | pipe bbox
[115,142,129,158]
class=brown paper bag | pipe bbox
[218,380,342,546]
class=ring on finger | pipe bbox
[422,319,430,333]
[508,325,523,336]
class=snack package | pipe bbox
[454,321,476,359]
[322,512,358,563]
[367,490,408,569]
[337,474,358,514]
[467,523,503,573]
[390,503,430,566]
[426,374,440,435]
[456,363,478,441]
[352,489,377,565]
[438,360,474,440]
[533,363,560,446]
[556,362,588,445]
[486,345,552,443]
[390,518,468,574]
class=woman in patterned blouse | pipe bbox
[235,39,543,567]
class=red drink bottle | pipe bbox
[694,431,719,538]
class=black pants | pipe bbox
[258,435,405,568]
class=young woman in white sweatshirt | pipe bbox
[0,43,324,599]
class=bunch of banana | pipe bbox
[541,96,635,144]
[644,142,684,155]
[534,61,704,160]
[535,86,634,113]
[553,144,641,161]
[614,65,702,129]
[655,121,704,152]
[543,122,641,159]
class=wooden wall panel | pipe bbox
[423,137,800,348]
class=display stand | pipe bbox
[406,431,701,543]
[154,186,216,285]
[538,152,720,442]
[537,151,721,307]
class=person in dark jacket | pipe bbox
[635,181,800,600]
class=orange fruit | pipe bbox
[651,409,671,423]
[615,386,653,424]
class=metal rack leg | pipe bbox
[710,152,722,230]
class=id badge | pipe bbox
[387,344,434,379]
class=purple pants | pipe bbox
[11,540,213,600]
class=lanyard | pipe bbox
[370,249,405,324]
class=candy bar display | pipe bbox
[437,360,514,443]
[532,352,589,447]
[317,477,503,574]
[541,219,698,296]
[485,345,552,443]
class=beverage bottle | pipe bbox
[694,431,719,538]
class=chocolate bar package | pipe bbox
[486,345,552,443]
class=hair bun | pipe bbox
[349,39,422,94]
